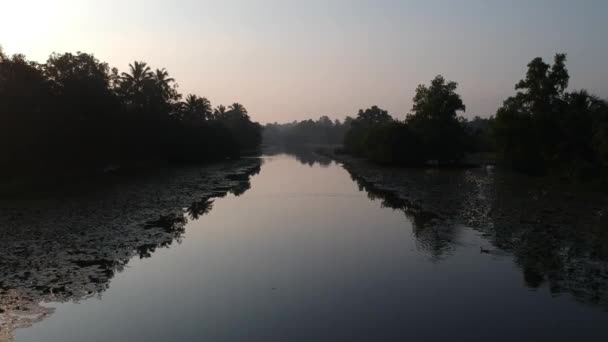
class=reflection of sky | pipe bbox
[16,153,608,341]
[1,0,607,123]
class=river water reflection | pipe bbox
[6,152,608,341]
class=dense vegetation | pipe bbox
[494,54,608,177]
[0,47,261,180]
[263,116,352,146]
[339,54,608,178]
[343,77,494,166]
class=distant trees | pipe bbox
[264,116,351,146]
[343,76,470,165]
[464,116,495,153]
[0,49,262,179]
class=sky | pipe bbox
[1,0,607,123]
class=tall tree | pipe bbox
[494,54,571,172]
[44,52,119,162]
[514,54,568,117]
[119,61,153,107]
[153,68,178,102]
[406,75,466,162]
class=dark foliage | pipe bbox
[217,103,262,151]
[343,78,473,165]
[340,55,608,178]
[406,76,467,162]
[494,53,608,177]
[0,48,262,179]
[264,116,351,146]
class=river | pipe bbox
[3,151,608,341]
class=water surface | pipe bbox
[9,153,608,341]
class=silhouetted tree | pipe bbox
[263,116,351,146]
[180,94,212,123]
[0,49,262,181]
[406,75,467,162]
[46,52,120,158]
[0,53,53,174]
[356,106,392,125]
[228,102,247,116]
[344,106,393,156]
[343,77,468,166]
[217,103,262,151]
[213,104,227,119]
[119,61,153,107]
[494,53,608,177]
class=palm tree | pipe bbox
[229,102,247,115]
[566,90,600,111]
[154,68,175,99]
[213,104,226,119]
[198,96,212,120]
[121,61,153,95]
[182,94,212,122]
[223,103,249,121]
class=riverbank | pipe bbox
[320,148,607,227]
[318,147,608,305]
[0,157,262,338]
[0,155,260,199]
[5,151,608,341]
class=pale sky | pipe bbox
[1,0,607,123]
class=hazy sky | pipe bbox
[1,0,607,123]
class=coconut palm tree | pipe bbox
[229,102,247,115]
[213,104,226,119]
[153,68,176,101]
[222,103,249,121]
[182,94,212,122]
[120,61,153,96]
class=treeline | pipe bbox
[343,78,494,166]
[341,54,608,178]
[263,116,351,146]
[0,48,262,179]
[494,54,608,176]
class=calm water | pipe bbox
[10,153,608,341]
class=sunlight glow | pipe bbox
[0,1,84,59]
[0,0,606,122]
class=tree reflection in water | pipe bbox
[0,158,261,341]
[337,154,608,308]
